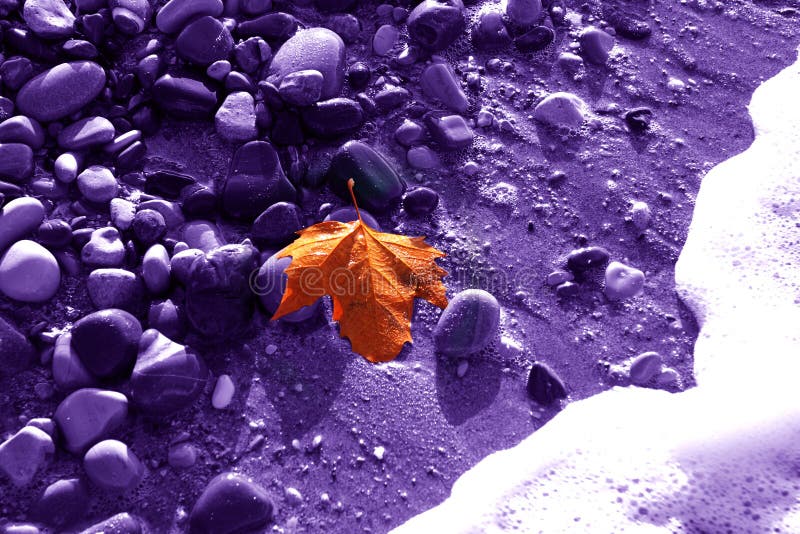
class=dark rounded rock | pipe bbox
[325,206,380,230]
[0,116,45,149]
[403,187,439,216]
[252,202,302,244]
[222,140,296,220]
[115,141,147,170]
[624,107,653,132]
[565,246,610,272]
[609,11,652,40]
[0,57,35,92]
[301,98,364,138]
[253,253,320,323]
[472,11,511,50]
[78,513,142,534]
[71,309,143,379]
[16,61,106,122]
[145,170,195,200]
[148,299,187,341]
[407,0,466,51]
[132,209,167,245]
[189,472,274,534]
[83,439,144,492]
[526,361,567,405]
[63,39,99,58]
[314,0,356,12]
[327,141,405,213]
[433,289,500,356]
[238,12,297,41]
[0,143,34,183]
[347,62,370,89]
[156,0,223,34]
[270,110,304,146]
[152,74,218,119]
[514,25,554,52]
[176,16,233,66]
[33,478,89,528]
[185,243,259,339]
[267,28,346,100]
[180,184,217,218]
[130,329,208,415]
[37,219,73,248]
[0,315,35,373]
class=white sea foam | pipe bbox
[391,49,800,534]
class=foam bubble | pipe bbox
[391,48,800,534]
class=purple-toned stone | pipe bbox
[156,0,223,34]
[326,141,404,213]
[16,61,106,122]
[407,0,465,51]
[301,98,364,138]
[254,253,320,322]
[71,309,142,378]
[189,472,274,534]
[251,201,302,244]
[425,113,474,150]
[0,116,45,149]
[0,143,34,183]
[57,116,115,150]
[433,289,500,356]
[83,439,144,491]
[403,187,439,216]
[176,16,233,66]
[526,362,567,405]
[0,314,35,372]
[54,388,128,454]
[33,478,90,528]
[267,28,346,100]
[152,75,218,119]
[238,12,297,41]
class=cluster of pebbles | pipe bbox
[0,0,708,531]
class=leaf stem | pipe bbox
[347,178,364,225]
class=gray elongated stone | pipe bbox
[0,197,44,252]
[153,74,218,119]
[16,62,106,122]
[54,388,128,453]
[267,28,346,100]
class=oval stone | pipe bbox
[254,253,319,323]
[0,116,45,148]
[526,362,567,405]
[433,289,500,356]
[267,28,346,100]
[71,309,142,378]
[57,116,115,150]
[156,0,223,34]
[176,16,233,66]
[83,439,144,492]
[407,0,465,51]
[33,478,89,528]
[190,472,274,534]
[301,98,364,138]
[0,143,34,183]
[54,388,128,454]
[23,0,76,39]
[16,61,106,122]
[251,201,302,244]
[0,197,45,251]
[0,240,60,302]
[326,141,405,213]
[152,74,218,119]
[533,92,587,129]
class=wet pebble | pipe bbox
[347,62,371,89]
[33,478,89,528]
[82,227,126,266]
[301,97,364,138]
[514,25,554,52]
[215,91,258,142]
[222,140,296,219]
[0,240,60,302]
[267,28,346,100]
[0,426,54,486]
[132,208,166,245]
[77,513,142,534]
[0,196,45,251]
[23,0,76,38]
[170,248,204,284]
[176,16,233,66]
[426,114,473,150]
[156,0,223,33]
[0,116,45,149]
[238,12,297,40]
[190,472,274,534]
[84,439,144,492]
[252,201,302,244]
[212,374,235,409]
[142,244,170,294]
[153,74,218,119]
[131,329,208,415]
[433,289,500,356]
[52,333,94,392]
[16,61,106,122]
[472,11,511,50]
[77,165,119,203]
[325,206,380,230]
[526,362,567,405]
[604,261,645,300]
[373,24,399,55]
[395,119,426,147]
[407,0,465,51]
[546,270,574,286]
[420,63,468,113]
[254,253,320,322]
[148,299,187,341]
[630,201,652,230]
[87,268,142,312]
[71,308,142,378]
[403,186,439,216]
[55,388,128,453]
[407,146,440,169]
[54,152,80,183]
[506,0,541,27]
[624,107,653,132]
[533,92,587,128]
[278,69,324,107]
[566,245,610,272]
[327,140,404,212]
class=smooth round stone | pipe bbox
[629,351,663,386]
[87,268,142,312]
[156,0,223,34]
[170,248,204,284]
[54,388,128,454]
[168,441,197,469]
[54,152,80,183]
[0,240,60,302]
[222,140,296,220]
[77,165,118,203]
[71,309,142,378]
[301,98,364,138]
[215,91,258,143]
[254,253,319,323]
[579,26,615,65]
[630,200,652,230]
[267,28,346,100]
[252,201,301,244]
[420,63,468,114]
[33,478,89,528]
[425,114,473,150]
[278,69,324,107]
[604,261,645,300]
[82,227,126,267]
[326,141,404,213]
[514,25,554,52]
[407,146,439,169]
[566,246,610,272]
[180,184,217,218]
[526,362,567,405]
[0,197,45,251]
[0,116,45,148]
[142,244,170,294]
[207,60,231,80]
[185,244,259,339]
[472,11,511,50]
[57,116,115,150]
[0,143,34,183]
[62,38,98,58]
[153,74,218,119]
[37,219,72,248]
[211,374,234,409]
[147,299,187,341]
[346,62,370,89]
[181,220,223,252]
[84,439,144,492]
[132,208,166,245]
[23,0,76,38]
[238,11,297,40]
[111,6,146,35]
[176,16,233,66]
[403,187,439,216]
[394,120,426,147]
[505,0,541,27]
[533,92,587,129]
[189,472,274,534]
[0,315,36,373]
[16,62,106,122]
[52,333,95,392]
[433,289,500,356]
[324,206,380,229]
[407,0,465,51]
[130,329,208,415]
[79,513,142,534]
[138,199,185,229]
[0,426,54,487]
[373,24,399,55]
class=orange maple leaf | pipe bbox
[272,179,448,362]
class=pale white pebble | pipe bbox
[456,360,469,378]
[630,201,652,230]
[54,152,80,183]
[311,434,323,450]
[211,374,235,409]
[285,486,303,506]
[291,438,301,450]
[373,445,386,461]
[265,344,278,354]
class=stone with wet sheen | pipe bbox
[16,62,106,122]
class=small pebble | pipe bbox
[142,243,171,294]
[0,426,54,486]
[212,374,235,409]
[83,439,145,492]
[629,351,663,385]
[630,201,652,230]
[77,165,119,203]
[189,472,274,534]
[434,289,500,356]
[0,240,60,302]
[82,227,126,267]
[604,261,645,301]
[526,362,567,405]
